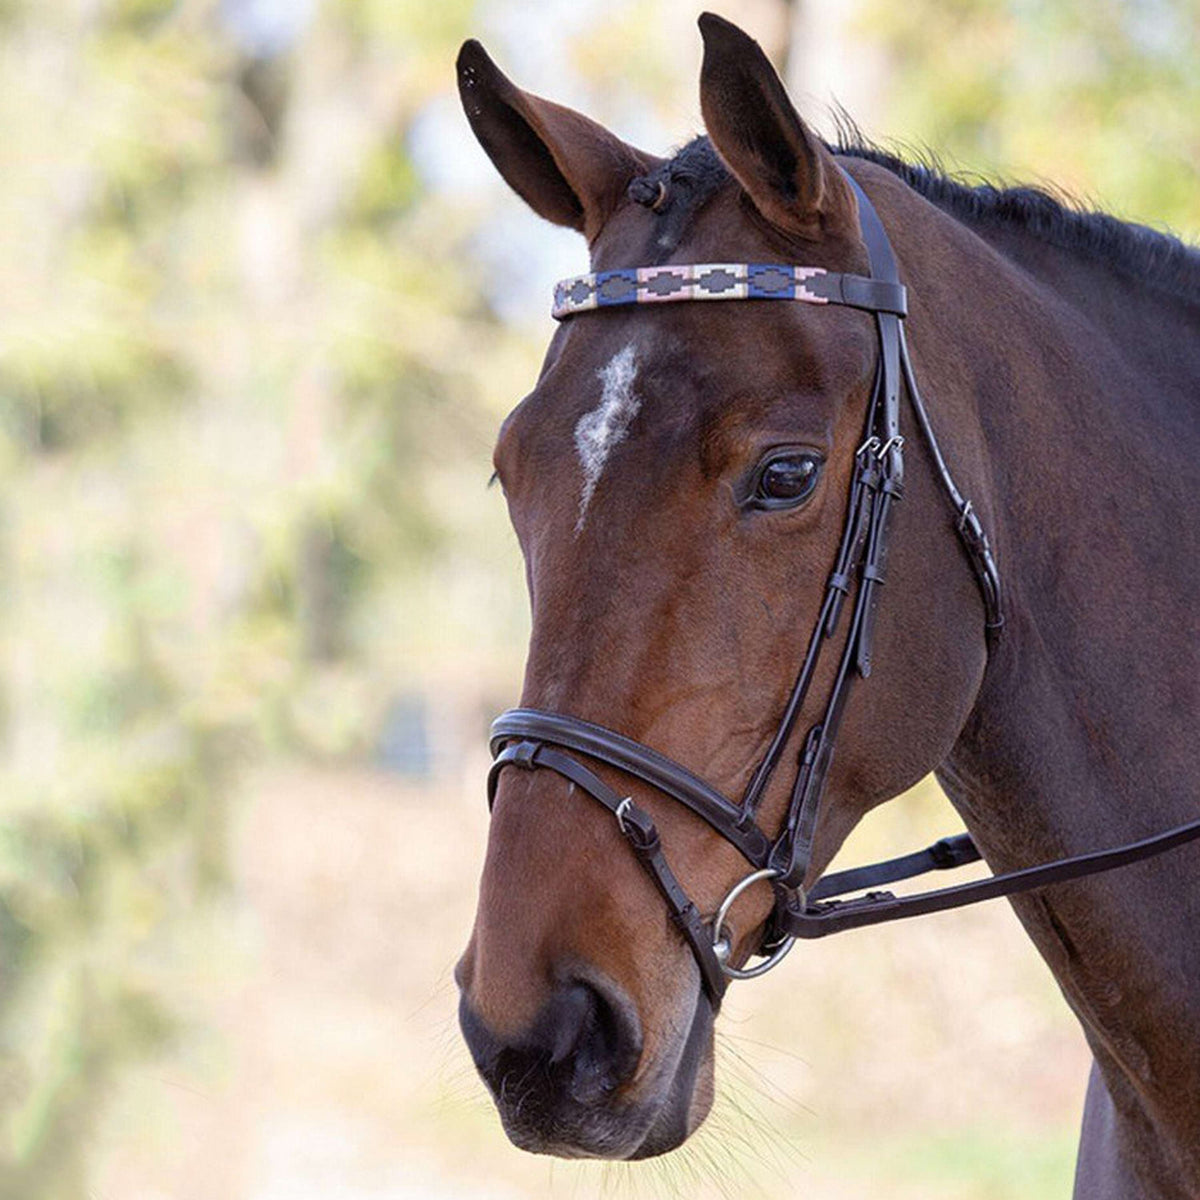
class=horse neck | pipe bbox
[941,225,1200,850]
[906,199,1200,1169]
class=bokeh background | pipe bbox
[2,1,1197,1197]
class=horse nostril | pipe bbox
[550,978,642,1105]
[547,984,593,1065]
[458,974,643,1114]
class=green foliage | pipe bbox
[0,0,514,1191]
[347,140,422,227]
[0,337,191,455]
[868,1127,1079,1198]
[861,0,1200,237]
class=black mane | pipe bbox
[638,135,1200,306]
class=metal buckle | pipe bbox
[711,867,797,980]
[876,434,904,460]
[614,797,633,835]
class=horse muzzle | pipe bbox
[457,970,714,1158]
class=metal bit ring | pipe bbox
[712,867,797,980]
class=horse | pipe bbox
[452,14,1200,1195]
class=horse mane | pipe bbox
[642,134,1200,307]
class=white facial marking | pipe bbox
[573,343,641,532]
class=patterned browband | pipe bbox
[552,262,908,320]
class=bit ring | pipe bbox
[712,867,797,980]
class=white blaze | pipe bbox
[573,343,641,531]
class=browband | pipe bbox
[552,262,907,321]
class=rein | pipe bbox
[487,171,1200,1006]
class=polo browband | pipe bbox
[487,170,1200,1006]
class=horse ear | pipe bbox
[697,13,856,242]
[456,40,658,242]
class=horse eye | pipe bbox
[752,452,823,509]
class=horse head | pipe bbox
[454,13,992,1159]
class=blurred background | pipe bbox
[1,1,1196,1197]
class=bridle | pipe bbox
[486,171,1200,1006]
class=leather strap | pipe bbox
[897,322,1004,638]
[491,709,772,865]
[809,832,981,901]
[778,816,1200,938]
[831,275,907,315]
[489,739,729,1002]
[764,173,909,892]
[551,264,907,320]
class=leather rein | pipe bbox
[487,172,1200,1006]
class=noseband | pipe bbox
[487,171,1200,1006]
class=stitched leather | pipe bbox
[490,709,772,864]
[777,817,1200,938]
[808,833,980,901]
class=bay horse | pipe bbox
[453,14,1200,1195]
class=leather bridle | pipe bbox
[486,171,1200,1006]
